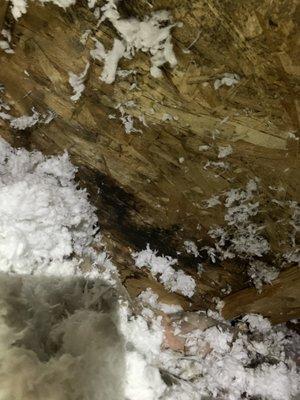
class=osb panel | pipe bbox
[0,0,299,317]
[222,266,300,324]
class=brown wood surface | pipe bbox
[0,0,299,321]
[222,266,300,324]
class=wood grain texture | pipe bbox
[222,266,300,324]
[0,0,299,320]
[0,0,8,29]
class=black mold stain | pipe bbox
[95,171,183,257]
[76,166,235,274]
[78,166,246,277]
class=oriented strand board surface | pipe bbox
[0,0,299,318]
[222,266,300,324]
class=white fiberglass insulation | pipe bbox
[132,244,196,298]
[9,0,76,19]
[98,1,178,81]
[0,138,299,400]
[10,0,178,83]
[0,139,97,274]
[69,62,90,101]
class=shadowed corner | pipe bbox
[0,272,126,400]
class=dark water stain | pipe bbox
[95,171,183,257]
[78,167,187,260]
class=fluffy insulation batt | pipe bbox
[0,139,125,400]
[0,273,125,400]
[0,139,299,400]
[0,139,97,274]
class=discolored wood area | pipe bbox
[0,0,299,321]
